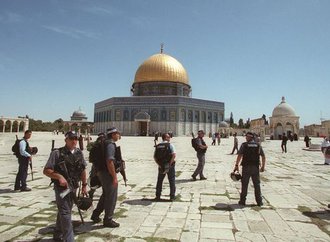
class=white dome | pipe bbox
[272,97,297,117]
[219,121,229,128]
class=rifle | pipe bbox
[57,161,85,224]
[115,146,127,186]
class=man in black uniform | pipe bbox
[192,130,208,181]
[154,133,176,201]
[234,132,266,206]
[281,133,288,153]
[91,127,120,228]
[14,130,33,191]
[43,131,88,242]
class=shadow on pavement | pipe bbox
[0,188,17,194]
[176,178,193,184]
[123,198,172,206]
[302,209,330,221]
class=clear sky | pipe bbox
[1,0,329,126]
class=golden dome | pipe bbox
[134,53,189,85]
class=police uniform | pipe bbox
[237,139,265,205]
[45,145,86,241]
[91,129,120,228]
[192,136,207,180]
[14,138,32,191]
[155,140,176,200]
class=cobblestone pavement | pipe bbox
[0,132,329,242]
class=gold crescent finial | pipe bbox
[160,43,164,53]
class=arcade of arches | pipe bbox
[0,117,29,133]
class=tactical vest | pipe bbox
[53,146,85,189]
[197,138,207,154]
[96,140,121,172]
[241,141,260,166]
[154,142,172,166]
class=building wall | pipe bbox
[94,96,224,136]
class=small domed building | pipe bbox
[94,47,225,136]
[269,97,300,139]
[71,108,88,121]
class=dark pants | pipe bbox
[231,144,238,154]
[93,170,118,222]
[54,185,74,242]
[15,157,29,190]
[240,165,262,204]
[281,143,287,153]
[156,165,176,198]
[192,153,205,178]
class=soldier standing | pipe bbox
[154,133,176,201]
[43,131,88,242]
[91,127,121,228]
[230,133,239,155]
[234,132,266,206]
[192,130,208,181]
[14,130,33,191]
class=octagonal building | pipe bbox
[93,48,224,136]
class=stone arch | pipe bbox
[5,120,11,132]
[0,120,4,132]
[12,120,19,132]
[275,123,283,139]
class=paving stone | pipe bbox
[235,231,266,241]
[154,226,181,240]
[1,225,34,241]
[180,231,199,242]
[200,227,235,240]
[287,221,330,240]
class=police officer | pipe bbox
[43,131,88,242]
[192,130,208,181]
[234,132,266,206]
[154,133,176,201]
[91,127,120,228]
[14,130,32,191]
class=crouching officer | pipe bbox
[233,132,266,206]
[43,131,88,242]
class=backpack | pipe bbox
[12,139,22,158]
[154,143,172,166]
[191,138,199,151]
[89,141,108,173]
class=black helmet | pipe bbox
[230,171,242,181]
[77,197,93,211]
[89,175,101,190]
[30,147,38,155]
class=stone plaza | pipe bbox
[0,132,329,241]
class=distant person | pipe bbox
[43,131,88,242]
[192,130,208,181]
[216,132,221,145]
[14,130,33,192]
[154,132,159,142]
[321,137,329,153]
[281,133,288,153]
[323,141,330,165]
[154,133,176,201]
[234,132,266,206]
[211,133,216,146]
[230,133,238,155]
[304,135,311,148]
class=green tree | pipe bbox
[229,112,234,127]
[238,118,244,128]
